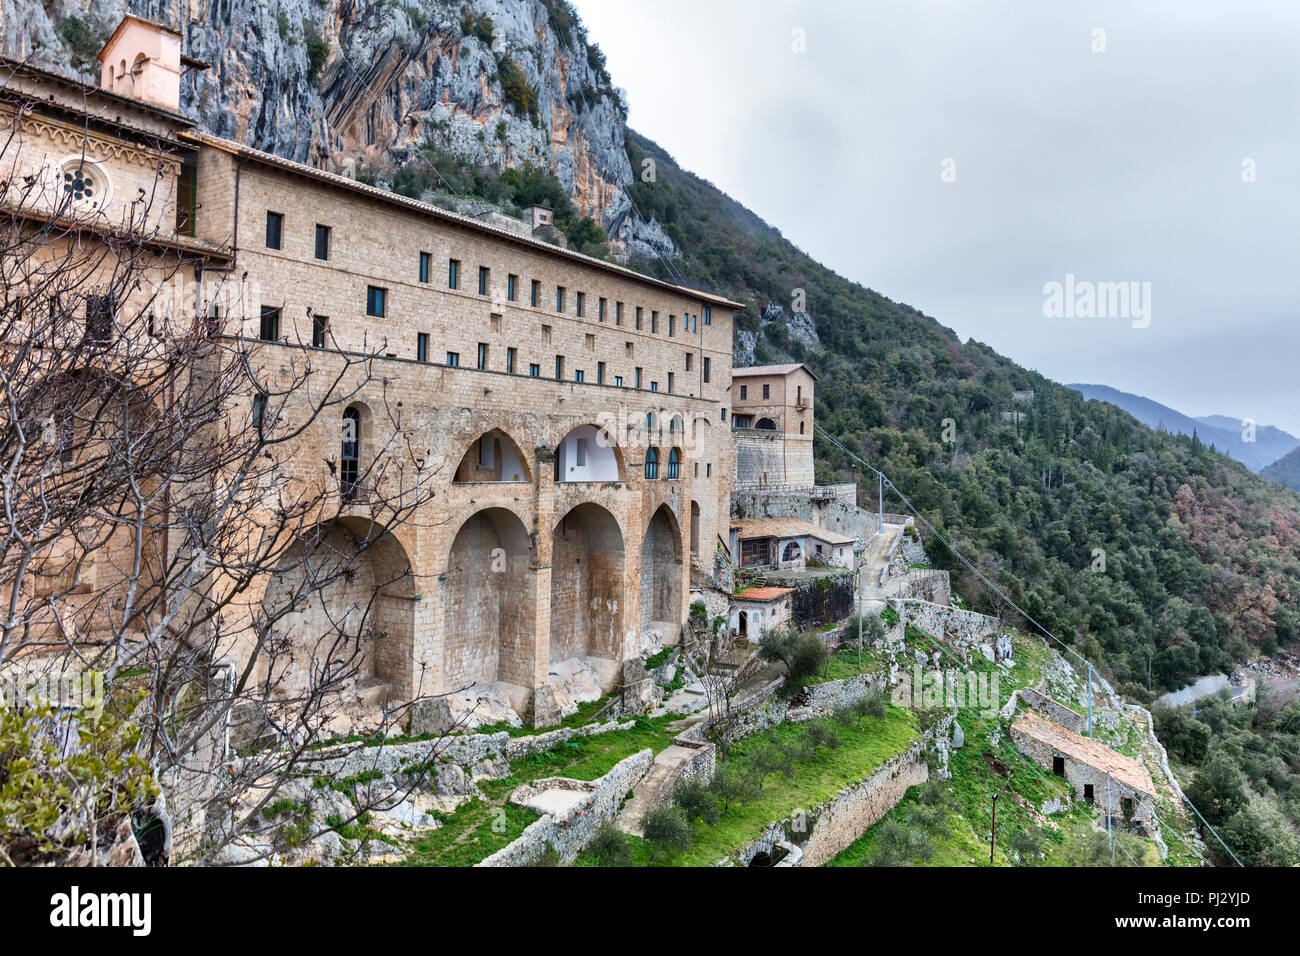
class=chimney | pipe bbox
[96,15,182,112]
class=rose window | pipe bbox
[62,166,96,201]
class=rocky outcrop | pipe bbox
[4,0,639,234]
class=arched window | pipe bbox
[756,417,777,430]
[644,447,659,480]
[666,447,681,480]
[341,406,360,499]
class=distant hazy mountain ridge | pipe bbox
[1068,383,1300,473]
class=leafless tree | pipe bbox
[0,94,460,865]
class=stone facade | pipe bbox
[3,20,742,730]
[730,364,816,491]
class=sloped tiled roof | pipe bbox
[733,587,795,602]
[1012,710,1156,796]
[731,518,855,546]
[731,362,819,380]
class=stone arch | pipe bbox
[551,503,625,663]
[640,504,683,635]
[783,540,802,563]
[259,518,415,726]
[555,423,624,482]
[755,417,778,430]
[443,507,537,695]
[454,428,531,482]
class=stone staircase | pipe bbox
[615,742,701,836]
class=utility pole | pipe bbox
[1107,773,1113,865]
[877,472,884,534]
[1087,662,1093,737]
[989,792,998,865]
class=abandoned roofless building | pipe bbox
[1,15,741,731]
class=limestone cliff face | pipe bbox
[2,0,639,236]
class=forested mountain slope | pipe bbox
[622,131,1300,698]
[15,0,1300,698]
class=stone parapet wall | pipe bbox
[478,749,653,866]
[1019,688,1086,734]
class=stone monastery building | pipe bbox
[1,16,743,729]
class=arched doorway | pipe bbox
[260,519,415,725]
[444,508,537,696]
[782,541,802,563]
[640,504,683,635]
[755,417,777,430]
[551,503,625,663]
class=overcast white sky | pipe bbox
[571,0,1300,434]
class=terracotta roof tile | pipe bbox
[1012,709,1156,796]
[734,587,795,602]
[731,518,855,546]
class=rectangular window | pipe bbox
[265,211,282,250]
[704,305,712,325]
[477,342,489,370]
[259,305,280,341]
[542,324,553,344]
[576,291,585,317]
[531,279,541,307]
[614,375,624,387]
[529,363,540,377]
[685,353,693,372]
[575,437,588,467]
[312,313,329,348]
[366,286,386,318]
[556,286,566,313]
[446,351,460,367]
[635,307,643,330]
[574,369,584,383]
[667,372,674,393]
[635,367,643,388]
[252,394,266,434]
[740,384,748,400]
[703,356,711,383]
[763,383,770,399]
[650,381,659,392]
[721,408,727,422]
[479,266,490,296]
[448,258,459,289]
[555,355,565,380]
[508,274,518,301]
[418,252,430,283]
[314,224,330,260]
[707,463,712,477]
[597,361,606,384]
[616,301,623,326]
[417,333,429,362]
[506,347,517,373]
[598,298,606,322]
[651,311,659,334]
[669,314,675,337]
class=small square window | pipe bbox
[446,351,460,367]
[529,363,540,377]
[366,286,386,318]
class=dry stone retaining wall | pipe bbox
[477,749,653,866]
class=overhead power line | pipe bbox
[814,422,1244,867]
